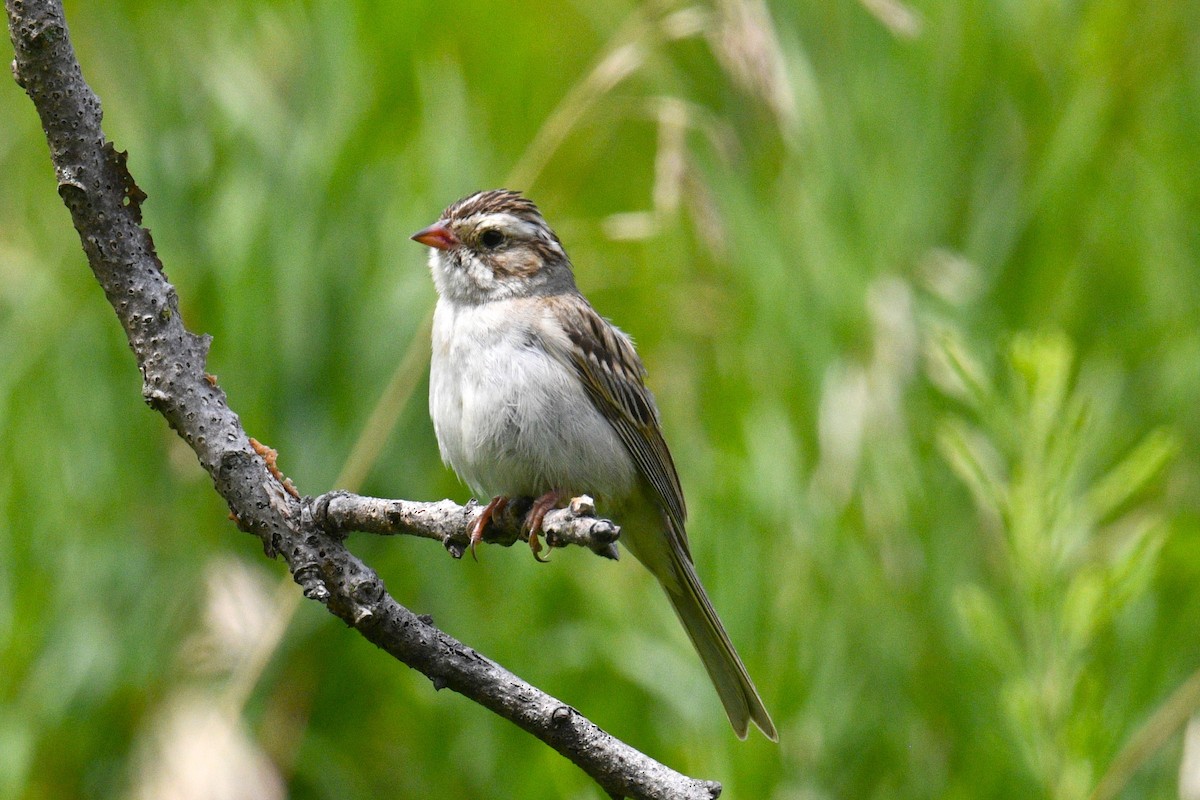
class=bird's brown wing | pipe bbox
[550,293,689,553]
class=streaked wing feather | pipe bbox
[554,295,688,549]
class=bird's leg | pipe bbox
[469,496,509,561]
[523,490,565,563]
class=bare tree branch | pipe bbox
[4,2,721,797]
[315,491,623,560]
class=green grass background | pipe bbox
[3,1,1199,798]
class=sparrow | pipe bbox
[411,189,777,741]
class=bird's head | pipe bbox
[411,189,576,304]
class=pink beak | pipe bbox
[410,222,459,251]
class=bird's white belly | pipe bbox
[430,298,637,501]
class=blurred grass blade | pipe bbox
[1091,668,1200,800]
[336,311,434,492]
[926,325,993,410]
[1086,429,1178,524]
[1009,332,1074,430]
[953,583,1019,672]
[936,418,1007,518]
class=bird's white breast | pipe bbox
[429,296,637,502]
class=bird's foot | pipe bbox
[469,496,509,561]
[524,490,565,563]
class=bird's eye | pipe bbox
[479,229,505,249]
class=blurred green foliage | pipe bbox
[2,0,1199,798]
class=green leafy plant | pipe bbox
[938,331,1176,799]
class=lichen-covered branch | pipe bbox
[4,2,720,798]
[315,491,622,560]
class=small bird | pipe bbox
[412,189,777,741]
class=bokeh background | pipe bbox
[3,0,1200,798]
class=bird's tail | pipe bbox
[623,514,777,741]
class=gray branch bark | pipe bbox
[318,491,623,560]
[4,2,721,798]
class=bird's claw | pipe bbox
[528,528,550,562]
[524,490,564,563]
[470,496,509,561]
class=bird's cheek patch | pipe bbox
[492,250,541,278]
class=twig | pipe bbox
[4,2,720,797]
[315,491,622,560]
